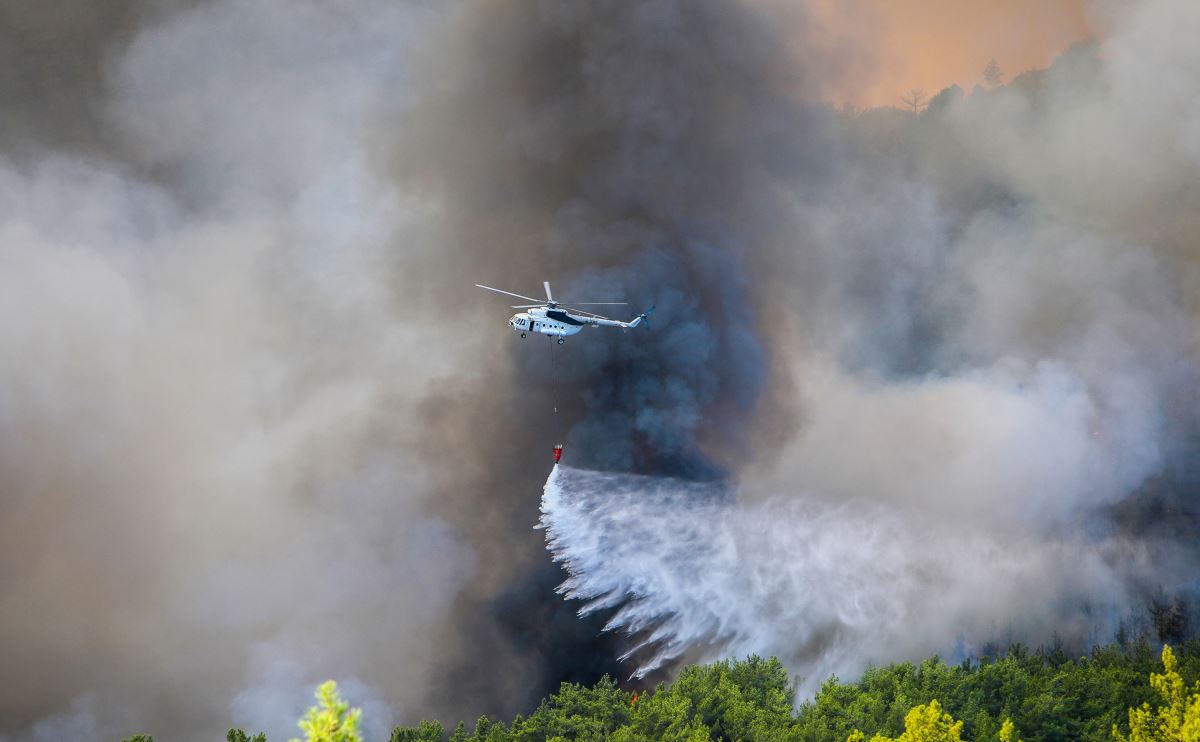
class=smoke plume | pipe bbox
[539,0,1200,696]
[1,0,1199,740]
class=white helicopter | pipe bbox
[476,281,653,344]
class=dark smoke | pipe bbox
[392,0,838,719]
[390,0,835,478]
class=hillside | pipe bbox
[125,640,1200,741]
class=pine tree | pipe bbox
[983,58,1003,87]
[290,681,363,742]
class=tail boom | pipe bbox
[621,304,655,329]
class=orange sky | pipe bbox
[809,0,1093,108]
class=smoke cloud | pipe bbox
[0,2,487,740]
[539,0,1200,698]
[1,0,1199,740]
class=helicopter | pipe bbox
[476,281,653,344]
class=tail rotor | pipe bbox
[627,305,655,329]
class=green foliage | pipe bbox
[391,719,446,742]
[120,643,1200,742]
[625,655,794,741]
[997,718,1019,742]
[290,680,363,742]
[849,699,965,742]
[1113,645,1200,742]
[511,674,633,740]
[387,656,793,742]
[121,736,154,742]
[788,641,1200,742]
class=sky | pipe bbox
[813,0,1092,108]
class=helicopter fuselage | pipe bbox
[509,306,586,339]
[478,280,651,344]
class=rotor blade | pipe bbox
[476,284,542,303]
[544,281,554,303]
[510,304,544,308]
[560,302,627,305]
[561,306,613,320]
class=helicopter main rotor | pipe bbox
[475,281,627,316]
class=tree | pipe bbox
[512,674,632,739]
[391,720,445,742]
[640,655,794,741]
[1113,645,1200,742]
[290,681,363,742]
[1151,597,1189,643]
[999,717,1022,742]
[900,89,927,114]
[447,720,469,742]
[849,699,965,742]
[925,85,964,115]
[983,58,1003,87]
[229,729,268,742]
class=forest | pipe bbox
[120,640,1200,742]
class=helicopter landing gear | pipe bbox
[556,337,565,345]
[520,332,526,338]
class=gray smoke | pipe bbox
[0,2,483,740]
[1,0,1199,740]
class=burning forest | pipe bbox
[1,1,1198,740]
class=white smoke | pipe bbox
[748,358,1157,528]
[0,3,490,740]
